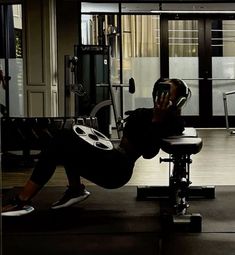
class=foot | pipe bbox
[1,196,35,216]
[51,184,90,209]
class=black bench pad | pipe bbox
[160,128,202,155]
[161,137,203,155]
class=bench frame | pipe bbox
[137,127,215,232]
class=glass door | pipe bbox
[168,19,199,117]
[81,7,162,121]
[211,19,235,120]
[81,4,235,128]
[121,15,161,112]
[0,4,23,117]
[164,15,235,127]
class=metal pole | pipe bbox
[223,92,229,132]
[107,47,121,138]
[223,90,235,135]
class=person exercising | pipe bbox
[1,78,190,216]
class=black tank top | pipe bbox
[123,108,184,159]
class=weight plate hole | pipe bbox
[96,142,108,149]
[88,133,99,141]
[75,127,85,135]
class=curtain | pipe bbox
[169,20,198,57]
[122,15,159,58]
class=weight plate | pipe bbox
[73,124,113,150]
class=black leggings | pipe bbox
[30,129,135,189]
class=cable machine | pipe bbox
[64,44,135,138]
[64,45,117,137]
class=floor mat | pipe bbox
[2,185,235,255]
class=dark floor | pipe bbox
[2,185,235,255]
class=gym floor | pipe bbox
[2,128,235,188]
[2,128,235,255]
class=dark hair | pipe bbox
[152,78,191,107]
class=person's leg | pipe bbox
[1,180,41,216]
[18,180,41,202]
[50,160,90,209]
[1,133,62,216]
[1,155,58,216]
[64,161,82,188]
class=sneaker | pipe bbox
[51,185,90,209]
[1,196,35,216]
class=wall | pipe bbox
[23,0,58,117]
[56,0,79,116]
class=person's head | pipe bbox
[152,78,191,109]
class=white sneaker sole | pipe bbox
[1,205,35,216]
[51,191,90,209]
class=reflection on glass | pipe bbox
[169,20,198,57]
[168,20,199,116]
[0,4,23,117]
[212,20,235,116]
[81,13,121,125]
[81,14,120,82]
[81,3,119,13]
[122,15,160,111]
[121,3,159,13]
[81,14,161,115]
[11,5,23,116]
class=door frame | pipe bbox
[160,13,235,127]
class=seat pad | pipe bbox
[161,137,203,155]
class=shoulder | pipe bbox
[126,108,152,120]
[124,108,152,134]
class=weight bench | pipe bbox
[137,127,215,232]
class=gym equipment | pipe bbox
[64,45,111,136]
[75,45,111,136]
[137,127,215,232]
[64,45,135,138]
[1,116,98,168]
[223,90,235,135]
[73,124,113,150]
[90,77,135,138]
[64,55,87,117]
